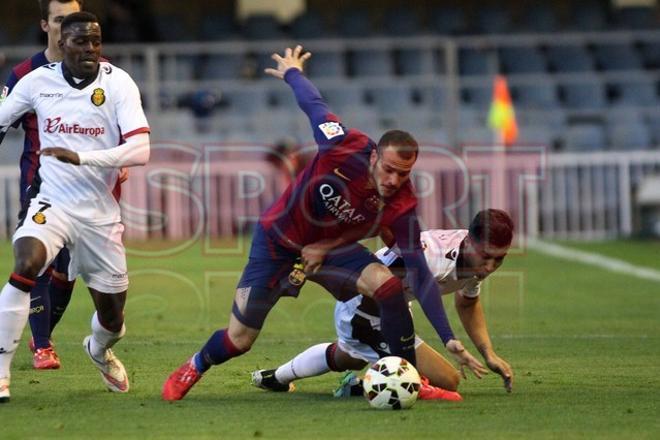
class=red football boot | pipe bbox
[418,376,463,402]
[162,358,203,401]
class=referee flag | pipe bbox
[488,75,518,146]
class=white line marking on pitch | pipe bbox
[528,239,660,283]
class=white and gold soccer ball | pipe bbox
[363,356,421,410]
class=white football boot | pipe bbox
[83,335,129,393]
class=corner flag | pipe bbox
[488,75,518,146]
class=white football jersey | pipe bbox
[0,61,149,224]
[376,229,481,299]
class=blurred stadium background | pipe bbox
[1,2,659,437]
[0,0,659,242]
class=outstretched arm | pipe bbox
[390,210,455,344]
[455,293,513,392]
[265,45,347,149]
[39,132,150,167]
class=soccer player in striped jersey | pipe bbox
[163,45,478,401]
[0,12,150,402]
[252,209,515,399]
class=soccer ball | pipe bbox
[363,356,421,410]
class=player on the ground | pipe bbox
[162,45,478,401]
[3,0,127,370]
[251,209,515,399]
[0,12,150,403]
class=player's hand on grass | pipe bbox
[445,339,489,379]
[118,167,129,183]
[485,353,513,393]
[264,45,312,79]
[39,147,81,165]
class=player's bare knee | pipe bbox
[12,237,47,279]
[446,370,461,391]
[358,263,398,298]
[227,322,257,353]
[13,255,44,279]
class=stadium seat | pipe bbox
[459,49,496,76]
[395,49,436,76]
[429,7,468,35]
[610,78,658,106]
[594,44,643,71]
[198,14,236,40]
[546,45,595,73]
[517,125,558,148]
[570,2,608,31]
[608,123,652,150]
[615,6,658,29]
[200,54,245,80]
[161,56,196,81]
[291,11,331,39]
[518,109,566,133]
[458,126,494,144]
[223,88,269,115]
[646,114,660,146]
[306,51,346,78]
[521,5,559,33]
[462,85,492,110]
[269,88,299,111]
[420,86,448,111]
[320,85,367,113]
[348,49,394,77]
[475,7,513,34]
[563,123,606,151]
[338,9,373,37]
[383,8,422,35]
[603,108,644,125]
[560,80,607,109]
[639,42,660,69]
[244,14,285,40]
[367,85,416,117]
[499,47,547,74]
[513,82,559,108]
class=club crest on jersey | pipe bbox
[364,195,384,213]
[91,88,106,106]
[32,212,47,225]
[0,86,8,103]
[318,122,344,140]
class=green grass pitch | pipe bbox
[1,238,658,439]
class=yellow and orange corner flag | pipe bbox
[488,75,518,146]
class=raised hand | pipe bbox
[264,45,312,80]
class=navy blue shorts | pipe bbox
[233,224,380,329]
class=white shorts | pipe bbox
[13,196,128,293]
[334,295,424,364]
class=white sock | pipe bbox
[275,343,331,384]
[89,312,125,360]
[0,283,31,379]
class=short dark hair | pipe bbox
[60,11,99,34]
[38,0,83,21]
[377,129,418,160]
[468,209,514,248]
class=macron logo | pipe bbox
[44,117,105,137]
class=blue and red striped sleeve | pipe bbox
[284,68,348,151]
